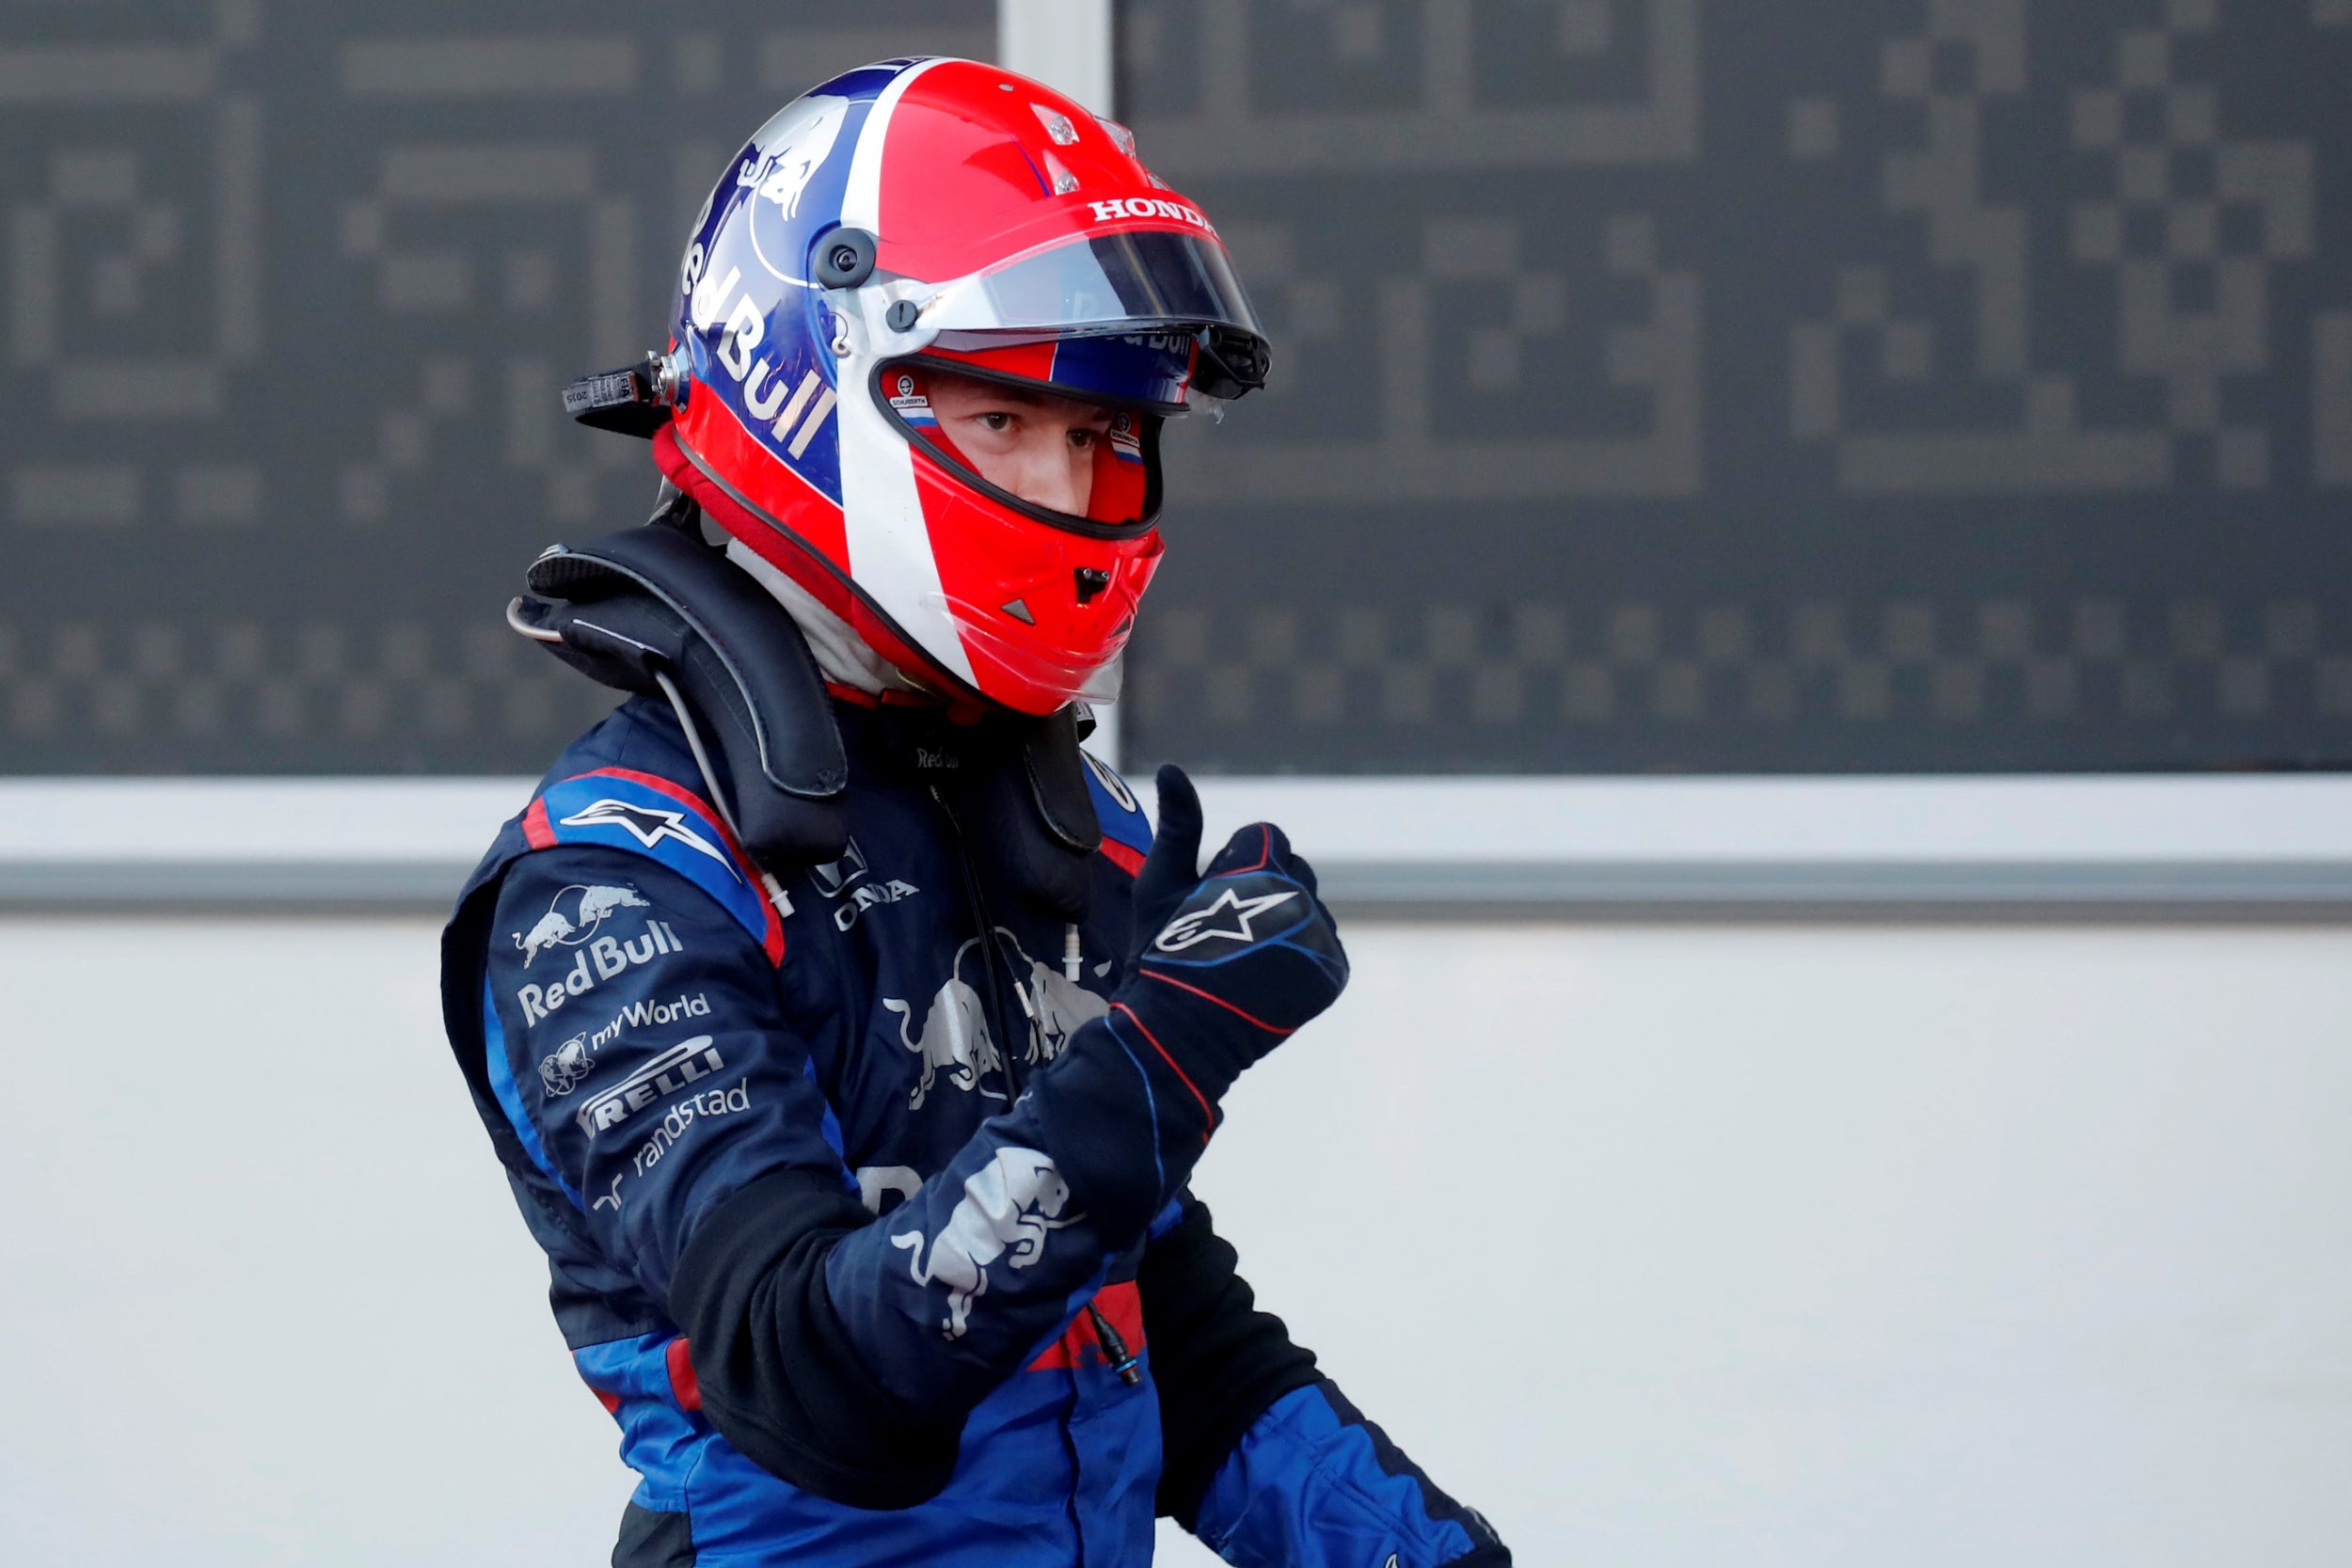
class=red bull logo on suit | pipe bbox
[516,917,686,1025]
[513,883,651,967]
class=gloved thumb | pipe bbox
[1132,764,1204,941]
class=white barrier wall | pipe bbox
[3,916,2346,1566]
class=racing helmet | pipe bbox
[577,56,1268,716]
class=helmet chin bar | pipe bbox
[924,585,1129,707]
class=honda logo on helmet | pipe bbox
[1087,198,1216,237]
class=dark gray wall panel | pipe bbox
[8,2,2348,777]
[0,1,991,773]
[1118,0,2352,773]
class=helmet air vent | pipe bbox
[1001,598,1037,625]
[1094,118,1137,158]
[1031,104,1079,145]
[1042,152,1080,196]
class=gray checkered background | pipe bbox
[0,0,992,773]
[1120,0,2352,772]
[4,1,2349,774]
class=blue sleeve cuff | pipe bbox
[1189,1381,1508,1568]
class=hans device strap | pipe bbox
[506,520,1104,899]
[509,522,851,866]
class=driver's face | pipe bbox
[921,369,1115,517]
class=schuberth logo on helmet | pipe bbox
[631,56,1269,717]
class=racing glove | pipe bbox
[1034,765,1349,1235]
[1113,763,1350,1106]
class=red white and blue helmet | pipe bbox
[618,56,1267,716]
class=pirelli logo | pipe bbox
[577,1037,726,1139]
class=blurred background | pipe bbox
[3,2,2348,1564]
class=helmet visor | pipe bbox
[920,229,1263,347]
[918,334,1199,413]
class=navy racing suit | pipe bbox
[441,691,1510,1566]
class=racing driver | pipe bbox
[440,57,1510,1568]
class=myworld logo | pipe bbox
[590,991,712,1050]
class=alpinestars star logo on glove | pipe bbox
[1153,885,1300,952]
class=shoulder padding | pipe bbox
[514,523,850,869]
[525,765,785,965]
[1080,751,1152,870]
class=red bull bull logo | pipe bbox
[512,883,652,967]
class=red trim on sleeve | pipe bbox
[1024,1280,1147,1371]
[665,1337,703,1413]
[1089,1277,1146,1354]
[521,798,556,850]
[1096,837,1145,877]
[558,766,787,967]
[569,766,743,850]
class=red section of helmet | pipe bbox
[651,422,961,701]
[873,59,1218,283]
[907,436,1164,715]
[1088,410,1150,527]
[666,386,849,571]
[662,350,1162,712]
[923,341,1058,384]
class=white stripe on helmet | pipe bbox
[840,57,946,233]
[833,58,977,689]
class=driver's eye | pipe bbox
[1068,429,1097,451]
[977,411,1014,433]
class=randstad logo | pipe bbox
[516,919,687,1026]
[577,1037,728,1139]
